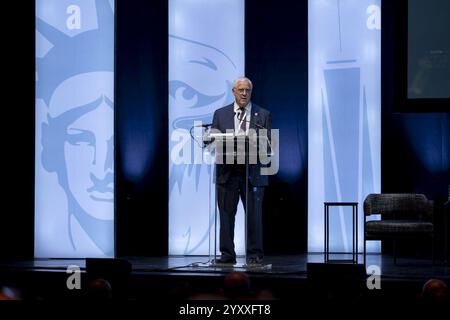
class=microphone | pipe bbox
[234,110,273,156]
[234,111,266,129]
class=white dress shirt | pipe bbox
[233,101,252,135]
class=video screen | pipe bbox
[408,0,450,99]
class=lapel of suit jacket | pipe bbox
[224,104,235,131]
[250,104,260,130]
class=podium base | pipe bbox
[202,261,272,270]
[242,262,272,270]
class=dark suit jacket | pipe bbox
[211,103,272,187]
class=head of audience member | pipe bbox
[421,278,449,302]
[86,278,113,300]
[223,271,251,299]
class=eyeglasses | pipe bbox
[236,88,252,94]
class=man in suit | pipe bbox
[211,77,272,265]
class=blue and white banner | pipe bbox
[35,0,115,258]
[169,0,245,255]
[308,0,381,253]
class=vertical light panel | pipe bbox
[169,0,245,255]
[308,0,381,253]
[35,0,115,258]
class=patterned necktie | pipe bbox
[239,108,246,132]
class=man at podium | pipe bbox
[211,77,272,265]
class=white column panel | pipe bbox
[308,0,381,253]
[169,0,245,255]
[35,0,115,258]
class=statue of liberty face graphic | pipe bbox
[43,73,114,221]
[169,34,243,255]
[36,0,114,257]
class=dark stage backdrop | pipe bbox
[96,0,450,257]
[1,2,35,258]
[382,1,450,256]
[382,1,450,200]
[115,0,309,256]
[246,0,308,254]
[115,0,168,256]
[3,0,449,258]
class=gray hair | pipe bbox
[233,77,253,90]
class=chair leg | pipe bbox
[364,237,366,267]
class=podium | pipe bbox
[203,129,272,269]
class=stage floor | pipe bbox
[1,254,449,300]
[0,253,448,278]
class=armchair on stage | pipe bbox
[363,193,434,264]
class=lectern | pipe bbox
[204,129,271,269]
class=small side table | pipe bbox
[324,202,358,264]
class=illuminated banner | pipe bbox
[169,0,245,255]
[35,0,114,258]
[308,0,381,253]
